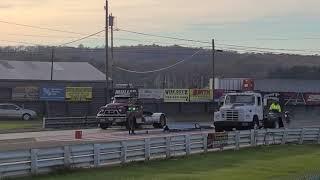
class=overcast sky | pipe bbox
[0,0,319,53]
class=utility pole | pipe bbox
[212,39,215,111]
[105,0,109,103]
[109,14,114,86]
[50,47,54,81]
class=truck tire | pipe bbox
[273,120,280,129]
[252,116,259,130]
[100,123,109,130]
[153,115,166,129]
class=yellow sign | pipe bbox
[66,87,92,101]
[190,89,213,102]
[164,89,189,102]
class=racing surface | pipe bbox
[1,108,320,151]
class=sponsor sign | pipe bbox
[40,87,65,101]
[304,93,320,105]
[65,87,92,102]
[138,89,164,99]
[164,89,189,102]
[114,89,138,97]
[12,87,39,101]
[190,89,213,102]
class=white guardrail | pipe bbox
[1,128,320,178]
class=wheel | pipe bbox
[158,115,167,128]
[22,113,31,121]
[273,120,280,129]
[252,116,259,130]
[100,123,109,130]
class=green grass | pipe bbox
[14,144,320,180]
[0,120,42,131]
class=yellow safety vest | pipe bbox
[269,103,282,113]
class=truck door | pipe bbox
[256,96,263,121]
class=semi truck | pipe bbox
[97,93,166,130]
[214,92,285,132]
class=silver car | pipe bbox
[0,103,37,120]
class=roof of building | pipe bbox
[254,79,320,93]
[0,60,105,81]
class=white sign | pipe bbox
[138,89,164,99]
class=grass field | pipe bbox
[0,120,42,132]
[15,144,320,180]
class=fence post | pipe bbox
[94,144,101,167]
[121,141,127,163]
[166,136,171,158]
[185,135,191,155]
[317,128,320,144]
[203,133,208,153]
[299,128,305,145]
[145,138,151,161]
[64,146,71,167]
[30,149,38,175]
[42,117,46,129]
[282,129,288,145]
[265,129,270,146]
[250,130,255,147]
[235,131,240,150]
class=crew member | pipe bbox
[269,100,282,113]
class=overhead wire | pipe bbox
[114,49,204,74]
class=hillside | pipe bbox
[0,45,320,88]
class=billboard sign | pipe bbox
[65,87,92,102]
[40,87,65,101]
[114,89,138,97]
[164,89,189,102]
[190,89,213,102]
[138,89,164,99]
[12,87,39,101]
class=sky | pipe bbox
[0,0,320,54]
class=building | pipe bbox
[0,60,109,117]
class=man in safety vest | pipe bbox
[269,101,282,113]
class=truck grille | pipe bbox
[223,110,239,121]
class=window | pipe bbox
[257,97,261,106]
[6,105,18,110]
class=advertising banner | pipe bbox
[138,89,164,99]
[189,89,213,102]
[12,87,39,101]
[304,93,320,105]
[114,89,138,97]
[65,87,92,102]
[164,89,189,102]
[40,87,65,101]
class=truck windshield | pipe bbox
[225,95,255,105]
[113,97,130,103]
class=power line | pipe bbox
[114,49,204,74]
[57,30,105,47]
[0,20,88,35]
[0,39,45,46]
[116,28,211,44]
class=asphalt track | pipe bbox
[1,112,320,151]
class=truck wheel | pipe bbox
[153,115,166,129]
[252,116,259,130]
[100,123,109,130]
[273,120,280,129]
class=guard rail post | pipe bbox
[42,117,46,129]
[282,129,288,145]
[121,141,127,164]
[185,135,191,155]
[235,131,240,150]
[299,128,306,145]
[250,130,255,147]
[94,144,101,167]
[317,128,320,144]
[203,133,208,153]
[166,136,171,158]
[145,138,151,160]
[64,146,71,167]
[30,149,38,175]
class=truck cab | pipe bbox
[214,92,263,131]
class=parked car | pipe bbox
[0,103,37,120]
